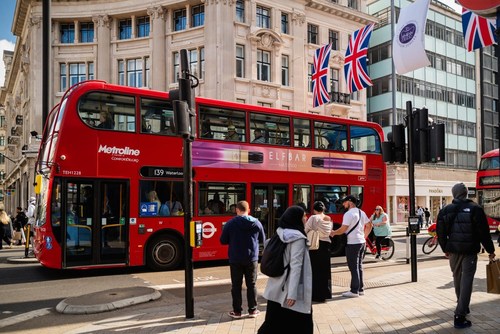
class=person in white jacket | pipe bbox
[257,205,313,334]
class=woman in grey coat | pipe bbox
[257,205,313,334]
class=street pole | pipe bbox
[42,0,50,128]
[406,101,418,282]
[178,49,194,319]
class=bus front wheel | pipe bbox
[146,234,183,271]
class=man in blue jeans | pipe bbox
[330,195,371,298]
[437,183,496,329]
[220,200,265,319]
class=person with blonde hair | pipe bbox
[147,190,162,214]
[369,205,391,259]
[0,207,13,249]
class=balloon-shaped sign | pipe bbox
[456,0,500,18]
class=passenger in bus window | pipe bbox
[225,125,240,141]
[227,204,237,215]
[82,186,93,220]
[165,195,183,215]
[147,190,161,214]
[97,110,114,129]
[252,129,266,143]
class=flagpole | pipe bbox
[497,8,500,148]
[391,0,397,126]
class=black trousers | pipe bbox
[258,300,313,334]
[229,261,258,313]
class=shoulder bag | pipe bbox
[307,229,320,250]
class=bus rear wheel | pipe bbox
[146,235,183,271]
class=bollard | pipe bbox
[24,224,31,258]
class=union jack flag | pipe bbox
[312,43,332,108]
[344,23,374,93]
[462,8,497,52]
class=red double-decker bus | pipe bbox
[33,81,386,270]
[476,148,500,232]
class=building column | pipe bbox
[92,15,112,83]
[147,6,167,91]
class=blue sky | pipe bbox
[0,0,16,86]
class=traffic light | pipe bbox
[169,49,196,141]
[382,124,406,163]
[429,123,445,162]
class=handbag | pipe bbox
[307,229,320,251]
[12,230,22,241]
[486,259,500,294]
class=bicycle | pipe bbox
[422,222,439,254]
[365,235,395,260]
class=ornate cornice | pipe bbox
[29,15,41,29]
[92,14,111,28]
[203,0,237,5]
[291,10,305,26]
[147,6,167,20]
[248,29,284,50]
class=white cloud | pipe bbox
[0,39,16,87]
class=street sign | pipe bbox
[457,0,500,17]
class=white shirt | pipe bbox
[342,207,370,244]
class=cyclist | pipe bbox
[369,206,391,259]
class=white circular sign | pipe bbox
[202,222,217,239]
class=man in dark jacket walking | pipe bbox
[437,183,496,329]
[220,200,265,319]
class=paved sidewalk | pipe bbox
[6,247,499,334]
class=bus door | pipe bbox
[252,184,288,238]
[62,179,129,268]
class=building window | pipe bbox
[60,23,75,44]
[308,24,319,44]
[308,63,314,92]
[119,19,132,39]
[281,13,289,34]
[118,57,149,88]
[192,5,205,27]
[60,64,67,91]
[69,63,87,86]
[282,55,289,86]
[136,16,150,38]
[257,49,271,82]
[173,49,204,80]
[330,68,339,92]
[173,9,187,31]
[236,0,245,23]
[200,47,205,79]
[329,30,339,50]
[236,44,245,78]
[0,136,4,147]
[60,62,94,92]
[189,49,198,77]
[80,22,94,43]
[348,0,359,10]
[256,5,271,29]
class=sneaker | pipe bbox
[454,316,472,329]
[358,291,365,296]
[341,291,359,298]
[248,309,260,318]
[228,311,242,319]
[375,255,380,259]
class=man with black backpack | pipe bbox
[437,183,496,329]
[220,200,265,319]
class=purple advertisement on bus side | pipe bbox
[192,141,365,175]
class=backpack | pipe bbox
[260,234,290,277]
[159,204,170,216]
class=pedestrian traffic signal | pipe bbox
[382,124,406,163]
[383,107,445,165]
[429,123,445,162]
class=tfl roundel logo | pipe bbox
[399,22,417,46]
